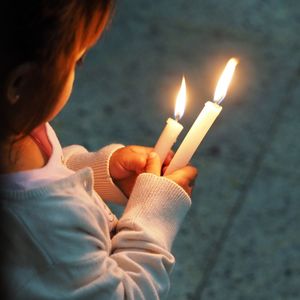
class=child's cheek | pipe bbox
[47,70,75,121]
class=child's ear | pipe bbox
[6,62,38,105]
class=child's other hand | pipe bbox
[109,146,154,197]
[164,166,198,196]
[145,152,198,197]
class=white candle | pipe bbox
[154,118,183,164]
[154,77,186,164]
[164,58,238,175]
[164,101,221,175]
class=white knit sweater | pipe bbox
[0,123,191,300]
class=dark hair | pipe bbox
[0,0,115,142]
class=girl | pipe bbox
[0,1,198,299]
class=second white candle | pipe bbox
[164,101,222,175]
[164,57,238,175]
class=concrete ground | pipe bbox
[53,1,300,299]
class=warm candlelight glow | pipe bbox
[174,76,186,121]
[213,58,238,104]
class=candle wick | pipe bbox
[214,96,225,105]
[175,115,180,122]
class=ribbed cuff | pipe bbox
[63,144,128,205]
[119,173,191,250]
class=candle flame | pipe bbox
[213,58,238,105]
[174,76,186,121]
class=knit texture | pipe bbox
[1,168,192,300]
[63,144,128,205]
[119,173,191,250]
[0,121,193,299]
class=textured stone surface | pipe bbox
[264,84,300,175]
[201,168,300,300]
[52,1,300,299]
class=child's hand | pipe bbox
[145,152,198,197]
[110,146,197,197]
[109,146,155,197]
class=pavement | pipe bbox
[53,1,300,299]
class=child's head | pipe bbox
[0,0,115,143]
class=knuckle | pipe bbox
[176,178,184,187]
[174,177,186,189]
[191,165,198,173]
[190,167,198,179]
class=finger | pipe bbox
[128,145,154,155]
[186,165,198,181]
[116,175,137,198]
[180,180,194,196]
[171,165,198,181]
[126,146,155,173]
[145,152,161,176]
[164,165,198,196]
[124,152,148,174]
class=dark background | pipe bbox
[53,1,300,299]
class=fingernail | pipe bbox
[149,152,157,159]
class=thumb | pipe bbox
[145,152,161,176]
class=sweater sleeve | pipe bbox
[107,173,192,299]
[6,170,191,300]
[117,173,191,250]
[62,144,128,205]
